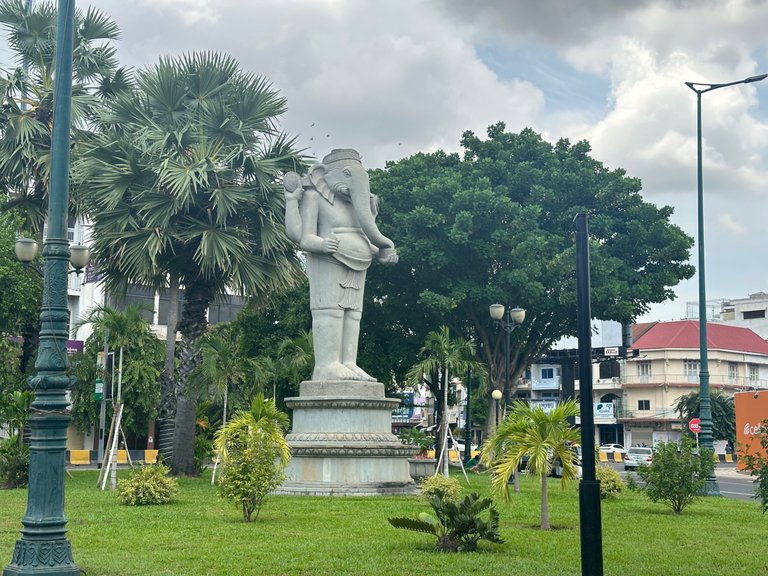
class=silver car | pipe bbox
[623,447,653,470]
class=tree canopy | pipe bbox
[367,123,695,394]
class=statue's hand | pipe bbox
[378,247,398,264]
[283,172,303,202]
[322,233,340,254]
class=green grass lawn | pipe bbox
[0,469,764,575]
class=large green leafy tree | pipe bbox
[0,0,128,231]
[367,124,694,401]
[75,52,306,475]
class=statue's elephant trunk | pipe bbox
[348,183,394,250]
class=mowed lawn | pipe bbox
[0,469,764,576]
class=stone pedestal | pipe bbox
[280,380,418,495]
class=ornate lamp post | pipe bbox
[685,73,767,496]
[4,0,82,573]
[489,304,525,415]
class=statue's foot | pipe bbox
[344,363,376,381]
[313,361,359,381]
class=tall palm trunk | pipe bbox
[158,276,180,463]
[171,280,214,476]
[540,473,550,530]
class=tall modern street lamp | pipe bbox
[489,304,526,419]
[685,73,767,496]
[4,0,81,574]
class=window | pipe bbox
[684,360,700,383]
[636,361,651,379]
[540,367,560,379]
[749,364,759,382]
[743,309,766,320]
[637,399,650,411]
[728,362,738,384]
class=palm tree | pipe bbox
[0,0,129,231]
[406,326,486,477]
[75,52,307,475]
[482,399,580,530]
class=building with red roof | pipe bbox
[614,320,768,448]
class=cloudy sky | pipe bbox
[7,0,768,322]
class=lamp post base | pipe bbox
[701,476,721,497]
[4,539,79,576]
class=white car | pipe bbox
[598,443,627,455]
[624,447,653,470]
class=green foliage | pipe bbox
[596,465,624,499]
[482,399,580,529]
[420,474,462,504]
[398,427,432,453]
[0,436,28,489]
[214,395,291,521]
[116,463,179,506]
[739,419,768,514]
[388,492,503,552]
[625,471,640,492]
[637,438,714,514]
[367,125,695,405]
[675,391,735,445]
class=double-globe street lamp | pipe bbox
[489,304,525,425]
[684,73,767,496]
[4,1,82,574]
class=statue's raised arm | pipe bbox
[283,149,397,382]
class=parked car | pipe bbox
[599,443,627,455]
[624,446,653,470]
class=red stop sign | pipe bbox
[688,418,701,433]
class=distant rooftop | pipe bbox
[632,320,768,355]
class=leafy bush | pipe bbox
[624,472,640,492]
[0,437,28,489]
[214,396,291,522]
[596,465,624,499]
[117,463,178,505]
[398,427,432,453]
[420,474,462,504]
[739,418,768,514]
[389,492,504,552]
[637,438,714,514]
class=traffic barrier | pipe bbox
[69,450,91,466]
[612,452,624,463]
[598,452,609,463]
[144,449,159,464]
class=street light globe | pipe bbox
[489,303,504,321]
[510,307,526,324]
[491,389,503,400]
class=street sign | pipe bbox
[603,347,619,356]
[688,418,701,433]
[93,378,104,401]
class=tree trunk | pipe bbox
[171,280,213,476]
[540,472,550,530]
[157,276,179,463]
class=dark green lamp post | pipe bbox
[684,72,767,497]
[489,304,525,408]
[4,0,82,573]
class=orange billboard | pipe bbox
[735,390,768,469]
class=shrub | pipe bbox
[624,472,640,492]
[214,396,291,522]
[117,463,178,505]
[0,437,28,489]
[637,438,714,514]
[595,465,624,499]
[398,427,432,453]
[420,474,462,504]
[388,492,504,552]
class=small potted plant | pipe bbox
[399,428,436,479]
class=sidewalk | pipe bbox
[715,464,752,479]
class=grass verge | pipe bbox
[0,469,764,575]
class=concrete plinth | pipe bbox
[280,380,418,496]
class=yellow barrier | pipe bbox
[69,450,91,466]
[613,452,624,463]
[144,449,159,464]
[117,450,128,464]
[598,452,609,463]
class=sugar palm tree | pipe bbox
[0,0,129,231]
[482,399,580,530]
[406,326,486,477]
[75,52,307,475]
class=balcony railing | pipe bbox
[616,407,679,420]
[622,373,768,389]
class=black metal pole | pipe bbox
[463,367,472,463]
[575,213,603,576]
